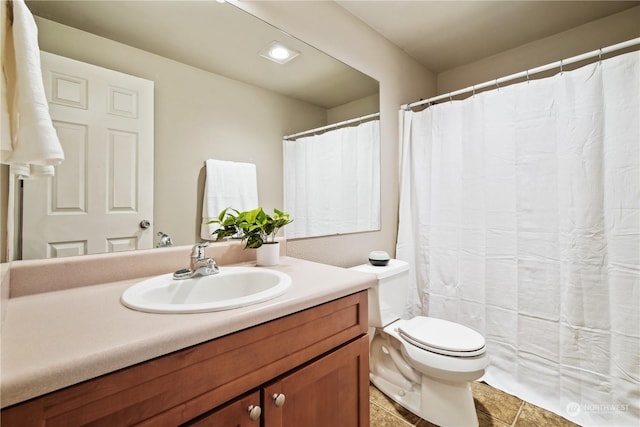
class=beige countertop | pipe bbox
[0,256,375,408]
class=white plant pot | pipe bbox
[256,242,280,266]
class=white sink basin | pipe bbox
[121,267,291,313]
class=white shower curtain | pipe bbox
[284,120,380,238]
[397,51,639,426]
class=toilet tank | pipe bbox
[350,259,410,328]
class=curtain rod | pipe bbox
[402,37,640,111]
[284,112,379,140]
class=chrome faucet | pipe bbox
[156,231,173,248]
[173,242,219,279]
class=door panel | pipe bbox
[22,52,154,259]
[262,336,369,427]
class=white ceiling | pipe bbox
[26,1,639,107]
[336,0,639,72]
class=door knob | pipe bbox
[247,405,261,421]
[139,219,151,229]
[272,393,286,407]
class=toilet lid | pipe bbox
[398,316,486,357]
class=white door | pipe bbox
[22,52,154,259]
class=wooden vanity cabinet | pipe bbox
[1,291,369,427]
[189,335,368,427]
[262,336,368,427]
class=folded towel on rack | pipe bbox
[1,0,64,179]
[200,159,259,240]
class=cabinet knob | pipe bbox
[247,405,261,421]
[272,393,286,408]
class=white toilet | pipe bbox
[351,259,488,427]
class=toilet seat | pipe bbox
[382,319,488,381]
[398,316,486,357]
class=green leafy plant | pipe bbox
[208,207,292,249]
[207,207,241,241]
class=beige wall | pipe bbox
[29,17,329,249]
[237,1,437,267]
[437,6,640,94]
[327,93,379,124]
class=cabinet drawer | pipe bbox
[2,291,367,426]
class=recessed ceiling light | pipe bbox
[269,45,291,61]
[259,41,300,65]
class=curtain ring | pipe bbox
[495,78,500,90]
[599,48,603,63]
[449,94,453,104]
[526,69,530,83]
[472,85,476,97]
[560,59,564,75]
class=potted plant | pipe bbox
[209,207,293,266]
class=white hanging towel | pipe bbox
[200,159,258,240]
[1,0,64,179]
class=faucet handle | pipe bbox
[192,241,210,258]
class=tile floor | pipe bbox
[369,381,580,427]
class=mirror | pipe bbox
[10,1,379,260]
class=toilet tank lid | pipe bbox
[350,259,409,279]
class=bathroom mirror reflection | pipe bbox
[11,0,380,260]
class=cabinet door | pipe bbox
[185,391,262,427]
[262,335,369,427]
